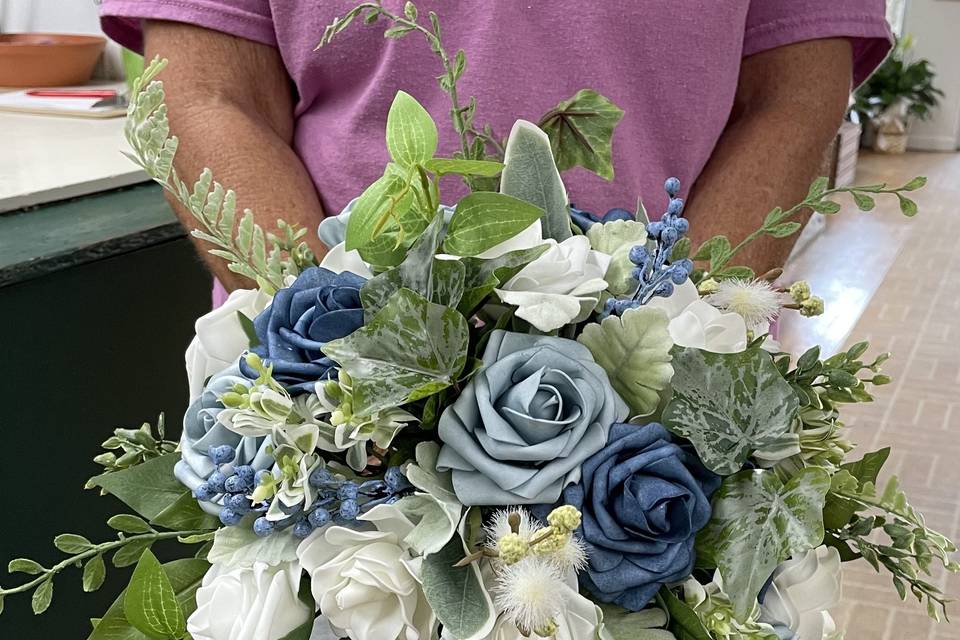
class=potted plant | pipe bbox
[853,35,943,153]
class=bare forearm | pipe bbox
[144,21,326,290]
[684,39,853,274]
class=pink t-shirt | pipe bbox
[100,1,890,305]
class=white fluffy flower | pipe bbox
[494,557,567,633]
[706,279,784,330]
[297,504,436,640]
[646,279,747,353]
[319,242,374,278]
[495,235,611,332]
[187,560,311,640]
[759,546,842,640]
[185,287,271,401]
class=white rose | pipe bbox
[759,546,842,640]
[185,287,271,401]
[646,279,747,353]
[319,242,374,278]
[297,503,436,640]
[495,235,611,332]
[187,560,312,640]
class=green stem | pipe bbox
[0,529,207,596]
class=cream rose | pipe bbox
[759,546,842,640]
[297,504,436,640]
[645,279,747,353]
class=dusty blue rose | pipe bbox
[174,364,273,515]
[437,330,628,505]
[563,422,720,611]
[242,266,364,394]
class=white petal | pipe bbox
[495,289,584,332]
[645,278,700,319]
[320,242,374,278]
[477,219,546,259]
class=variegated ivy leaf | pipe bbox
[662,347,799,475]
[539,89,625,181]
[499,120,572,242]
[586,219,649,295]
[322,288,469,416]
[695,467,830,620]
[457,244,549,316]
[395,442,463,556]
[578,307,674,417]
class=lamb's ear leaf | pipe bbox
[421,535,496,640]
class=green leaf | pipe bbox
[150,490,220,531]
[658,587,711,640]
[600,600,678,640]
[852,192,876,211]
[207,526,299,568]
[695,467,830,619]
[766,221,802,238]
[344,172,413,251]
[88,454,189,522]
[457,244,549,315]
[499,119,571,241]
[762,207,785,227]
[385,90,438,168]
[113,539,154,569]
[444,192,544,256]
[108,514,153,534]
[662,347,799,475]
[323,288,469,415]
[713,265,755,280]
[807,176,829,199]
[32,579,53,615]
[54,533,94,554]
[421,535,496,639]
[538,89,625,181]
[124,550,186,639]
[8,558,44,575]
[843,447,891,484]
[236,311,260,348]
[578,308,674,417]
[586,219,649,295]
[83,555,107,593]
[822,448,892,529]
[897,194,919,217]
[88,559,209,640]
[901,176,927,191]
[691,235,730,264]
[810,200,841,215]
[425,158,504,177]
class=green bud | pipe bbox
[93,452,117,466]
[800,296,824,317]
[403,1,418,21]
[872,374,892,385]
[697,278,719,295]
[789,280,811,303]
[220,391,246,408]
[245,352,263,371]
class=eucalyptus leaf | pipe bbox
[578,307,674,417]
[662,347,799,475]
[444,192,544,257]
[499,119,571,241]
[539,89,625,181]
[123,550,186,640]
[322,288,469,415]
[421,535,496,640]
[386,90,438,168]
[695,467,830,619]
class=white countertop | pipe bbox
[0,110,147,213]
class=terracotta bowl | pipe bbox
[0,34,106,87]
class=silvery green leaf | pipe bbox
[421,535,496,640]
[499,120,572,242]
[31,579,53,615]
[83,555,107,593]
[425,158,504,177]
[578,307,673,418]
[207,525,299,568]
[386,90,438,168]
[322,288,469,416]
[662,347,799,475]
[123,550,186,639]
[396,442,463,555]
[598,601,679,640]
[444,192,544,257]
[586,219,648,295]
[538,89,625,181]
[695,467,830,620]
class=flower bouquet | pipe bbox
[3,4,957,640]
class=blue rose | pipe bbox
[437,330,628,506]
[563,422,720,611]
[570,206,634,232]
[243,267,365,394]
[174,364,274,515]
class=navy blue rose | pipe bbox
[242,267,365,394]
[570,206,634,232]
[563,422,720,611]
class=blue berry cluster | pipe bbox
[192,444,259,525]
[604,177,694,317]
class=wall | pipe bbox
[901,0,960,151]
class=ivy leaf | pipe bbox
[695,467,830,620]
[443,192,544,257]
[124,550,186,640]
[662,347,799,475]
[578,307,674,417]
[88,558,209,640]
[395,442,463,555]
[425,158,504,177]
[32,579,53,615]
[207,525,299,568]
[499,119,572,242]
[457,244,549,316]
[322,288,469,416]
[83,555,107,593]
[386,90,438,168]
[538,89,625,181]
[421,535,496,640]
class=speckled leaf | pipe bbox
[322,288,469,416]
[662,347,799,475]
[421,535,496,640]
[539,89,625,181]
[695,468,830,620]
[578,307,674,417]
[499,120,572,242]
